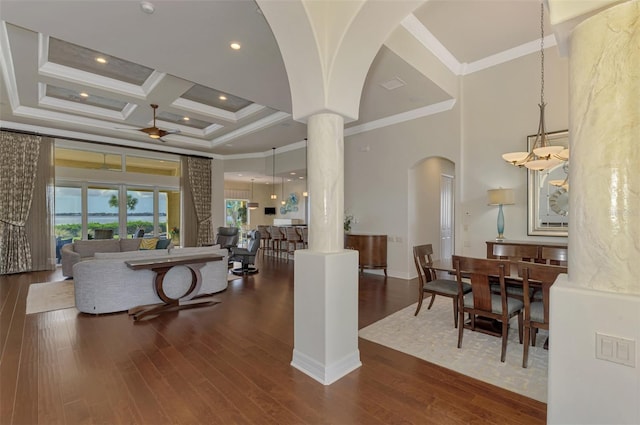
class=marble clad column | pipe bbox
[291,111,360,385]
[307,113,344,252]
[547,2,640,423]
[569,0,640,294]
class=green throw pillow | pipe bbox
[155,239,171,249]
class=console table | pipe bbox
[126,253,224,320]
[345,233,387,275]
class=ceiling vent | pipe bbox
[380,77,406,91]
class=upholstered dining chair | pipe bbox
[540,246,568,266]
[490,244,538,301]
[518,261,567,368]
[413,244,471,328]
[452,255,524,362]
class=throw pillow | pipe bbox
[139,238,159,250]
[155,238,171,249]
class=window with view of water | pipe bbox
[54,141,182,244]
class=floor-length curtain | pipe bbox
[181,156,198,247]
[187,157,213,246]
[26,136,55,271]
[0,131,41,274]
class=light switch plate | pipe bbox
[596,333,636,367]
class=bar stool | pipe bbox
[299,227,308,249]
[285,226,303,261]
[269,226,285,259]
[257,225,271,257]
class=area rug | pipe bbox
[26,280,76,314]
[359,297,549,402]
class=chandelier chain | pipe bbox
[540,1,545,106]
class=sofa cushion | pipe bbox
[94,249,170,260]
[119,238,141,252]
[74,239,120,258]
[156,238,172,249]
[139,238,159,250]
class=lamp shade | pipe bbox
[487,188,515,205]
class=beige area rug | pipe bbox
[359,297,549,403]
[26,280,76,314]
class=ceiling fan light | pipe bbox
[149,134,161,139]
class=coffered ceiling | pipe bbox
[0,0,554,164]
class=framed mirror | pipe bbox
[527,130,569,236]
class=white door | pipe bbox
[440,174,454,260]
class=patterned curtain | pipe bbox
[0,131,41,274]
[187,156,213,246]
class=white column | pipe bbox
[548,2,640,424]
[568,1,640,292]
[291,112,361,384]
[307,113,344,252]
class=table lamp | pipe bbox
[487,188,515,241]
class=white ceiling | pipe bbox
[0,0,554,180]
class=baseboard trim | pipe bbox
[291,349,362,385]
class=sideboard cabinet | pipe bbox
[345,234,387,275]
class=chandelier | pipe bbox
[501,1,569,172]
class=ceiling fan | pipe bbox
[126,104,180,141]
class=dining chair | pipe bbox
[300,227,308,249]
[518,261,567,368]
[453,255,524,362]
[413,245,471,328]
[490,244,538,301]
[540,246,568,266]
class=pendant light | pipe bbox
[501,1,569,171]
[281,176,286,205]
[270,147,277,200]
[247,179,259,210]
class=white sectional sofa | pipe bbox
[72,246,229,314]
[61,238,173,278]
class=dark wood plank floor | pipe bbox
[0,255,546,424]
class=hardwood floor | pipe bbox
[0,255,546,424]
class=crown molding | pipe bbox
[463,35,557,75]
[211,111,291,147]
[345,99,456,137]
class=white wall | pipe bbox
[461,47,569,257]
[344,103,461,278]
[408,157,455,278]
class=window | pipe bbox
[54,141,181,242]
[225,199,248,229]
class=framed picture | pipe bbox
[527,130,569,236]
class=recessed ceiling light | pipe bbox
[183,117,190,121]
[299,176,304,180]
[230,42,241,50]
[140,1,155,14]
[219,95,227,101]
[238,174,243,177]
[79,92,89,98]
[96,57,107,64]
[290,172,296,175]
